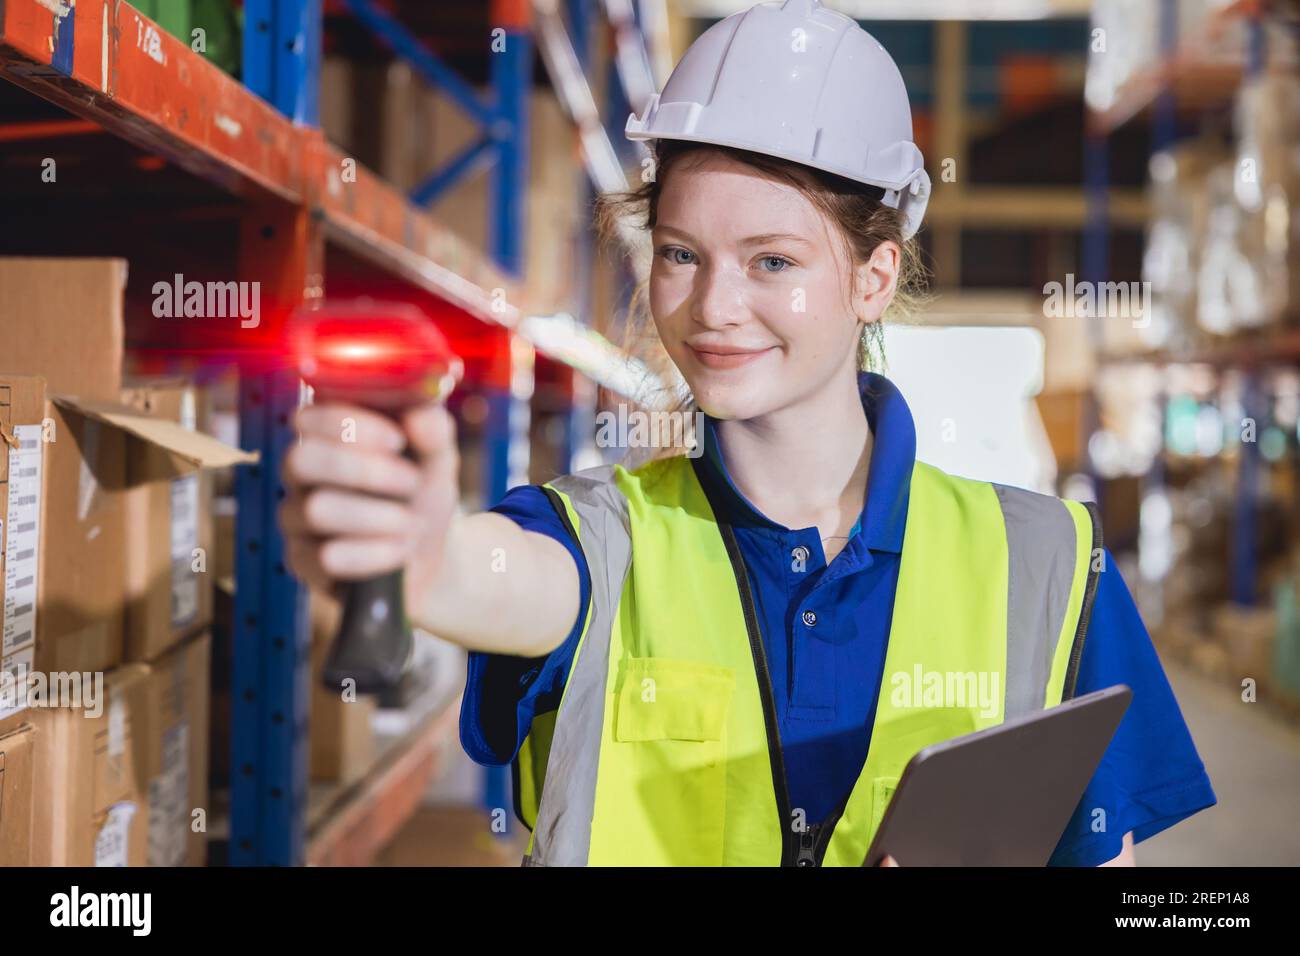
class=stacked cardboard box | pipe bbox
[142,631,211,867]
[309,590,375,785]
[1034,390,1090,474]
[0,257,249,865]
[30,663,151,866]
[0,374,47,731]
[0,258,129,680]
[0,723,35,866]
[319,61,583,313]
[120,378,215,663]
[29,634,212,867]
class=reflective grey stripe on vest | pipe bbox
[525,465,632,867]
[992,483,1091,719]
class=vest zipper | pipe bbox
[717,521,800,866]
[797,824,819,866]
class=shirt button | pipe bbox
[792,546,810,563]
[802,609,818,627]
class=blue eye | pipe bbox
[759,255,792,273]
[658,246,696,266]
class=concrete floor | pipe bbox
[376,805,526,867]
[1135,660,1300,867]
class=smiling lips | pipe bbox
[687,343,776,369]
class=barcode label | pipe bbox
[147,721,190,866]
[0,646,33,721]
[94,802,137,867]
[4,425,42,658]
[170,475,200,627]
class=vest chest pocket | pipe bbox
[611,657,735,865]
[615,657,735,743]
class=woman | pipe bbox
[281,0,1215,866]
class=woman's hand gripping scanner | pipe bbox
[288,301,463,694]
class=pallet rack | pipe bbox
[0,0,653,864]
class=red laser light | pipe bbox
[291,300,463,410]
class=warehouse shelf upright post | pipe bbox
[229,0,324,869]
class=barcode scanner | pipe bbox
[291,300,463,694]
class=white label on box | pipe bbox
[147,720,190,867]
[179,389,197,431]
[3,425,42,659]
[94,801,137,867]
[0,646,33,722]
[107,690,126,757]
[170,475,200,627]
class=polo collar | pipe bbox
[691,371,914,554]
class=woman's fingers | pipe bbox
[279,399,462,590]
[282,437,422,498]
[281,488,413,537]
[283,531,407,583]
[880,854,899,867]
[403,402,456,462]
[281,509,410,582]
[317,535,410,580]
[294,403,406,452]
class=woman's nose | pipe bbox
[692,264,748,328]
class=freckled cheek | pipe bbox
[649,282,691,339]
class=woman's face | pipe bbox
[648,149,894,421]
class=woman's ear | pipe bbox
[852,240,901,323]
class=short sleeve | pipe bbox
[1048,548,1217,866]
[458,484,591,767]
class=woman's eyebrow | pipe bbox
[655,225,813,247]
[739,232,813,247]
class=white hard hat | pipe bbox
[626,0,930,239]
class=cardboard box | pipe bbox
[45,392,249,675]
[1034,389,1090,472]
[142,631,210,866]
[120,379,217,662]
[0,258,126,400]
[0,258,128,676]
[0,723,36,866]
[30,663,151,866]
[1213,603,1278,682]
[428,88,581,312]
[0,377,47,732]
[310,591,375,784]
[0,371,127,684]
[38,397,127,675]
[0,371,253,729]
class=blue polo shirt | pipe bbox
[460,371,1217,866]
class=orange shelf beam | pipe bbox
[0,0,528,324]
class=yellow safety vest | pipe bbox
[514,453,1101,866]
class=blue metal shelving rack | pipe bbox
[227,0,652,862]
[230,0,322,868]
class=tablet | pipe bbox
[861,684,1132,867]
